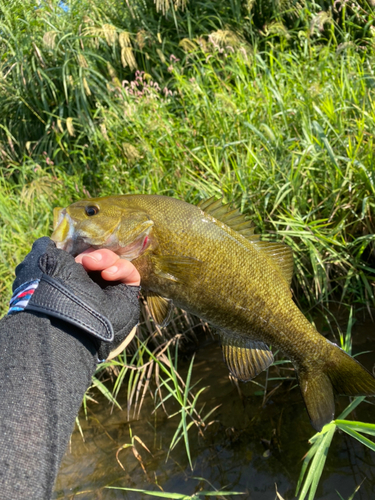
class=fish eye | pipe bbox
[85,205,99,216]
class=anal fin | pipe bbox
[145,292,174,327]
[219,333,274,382]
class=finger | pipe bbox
[101,259,141,286]
[75,249,120,270]
[75,248,141,286]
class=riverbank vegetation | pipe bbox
[1,0,375,498]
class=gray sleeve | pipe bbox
[0,312,98,500]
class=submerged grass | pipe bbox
[108,485,246,498]
[92,306,374,499]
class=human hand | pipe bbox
[75,249,140,286]
[10,237,140,361]
[74,249,141,360]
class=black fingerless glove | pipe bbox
[9,237,140,361]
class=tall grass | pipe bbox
[2,36,375,312]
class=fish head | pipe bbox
[51,197,154,260]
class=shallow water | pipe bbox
[54,315,375,500]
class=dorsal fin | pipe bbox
[197,196,257,240]
[253,240,294,286]
[197,196,222,212]
[197,197,294,286]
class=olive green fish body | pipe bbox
[52,194,375,430]
[117,196,323,366]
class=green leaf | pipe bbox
[336,425,375,452]
[199,492,246,496]
[296,424,336,500]
[106,487,246,498]
[91,376,121,410]
[106,487,187,498]
[336,397,366,420]
[335,420,375,437]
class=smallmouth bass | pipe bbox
[51,194,375,430]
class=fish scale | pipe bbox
[52,194,375,431]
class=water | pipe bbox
[54,315,375,500]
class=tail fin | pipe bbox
[297,342,375,431]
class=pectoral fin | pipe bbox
[145,291,173,327]
[220,333,274,382]
[151,255,202,284]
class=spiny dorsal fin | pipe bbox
[219,333,274,382]
[197,196,258,240]
[145,291,173,327]
[197,197,293,286]
[252,241,294,286]
[197,197,294,286]
[197,196,221,211]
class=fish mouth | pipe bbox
[59,238,93,257]
[51,210,92,256]
[58,233,152,260]
[53,233,92,257]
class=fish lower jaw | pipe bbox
[54,238,74,254]
[54,237,93,256]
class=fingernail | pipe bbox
[87,253,102,261]
[106,265,118,274]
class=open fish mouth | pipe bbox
[57,238,93,257]
[51,209,91,256]
[53,232,93,257]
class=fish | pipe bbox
[51,194,375,431]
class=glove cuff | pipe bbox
[8,275,114,342]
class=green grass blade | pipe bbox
[106,487,187,498]
[336,397,366,420]
[336,424,375,451]
[296,424,336,500]
[335,420,375,436]
[91,376,122,410]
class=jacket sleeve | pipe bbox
[0,311,98,500]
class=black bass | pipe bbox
[51,195,375,430]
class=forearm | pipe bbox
[0,312,97,500]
